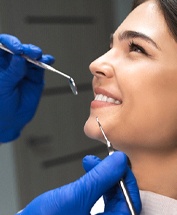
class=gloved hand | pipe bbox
[0,34,55,143]
[16,152,142,215]
[83,153,142,215]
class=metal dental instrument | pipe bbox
[0,43,78,95]
[96,117,137,215]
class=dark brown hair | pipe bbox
[132,0,177,42]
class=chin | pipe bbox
[84,118,101,141]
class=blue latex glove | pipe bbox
[83,153,142,214]
[16,152,142,215]
[0,34,55,143]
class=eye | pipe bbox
[129,41,149,56]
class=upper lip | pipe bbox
[94,88,122,103]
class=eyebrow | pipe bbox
[114,30,160,50]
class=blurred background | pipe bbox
[0,1,132,214]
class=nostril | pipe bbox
[96,71,106,76]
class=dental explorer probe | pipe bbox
[0,43,78,95]
[96,117,137,215]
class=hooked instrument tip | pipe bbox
[96,117,109,144]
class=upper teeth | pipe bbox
[94,94,121,104]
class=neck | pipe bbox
[128,148,177,200]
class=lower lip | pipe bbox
[91,100,119,108]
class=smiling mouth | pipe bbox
[94,94,122,105]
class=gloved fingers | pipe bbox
[22,44,55,83]
[121,168,142,214]
[1,55,27,86]
[103,168,142,214]
[50,152,128,215]
[21,45,44,84]
[16,153,134,215]
[82,155,102,172]
[83,153,141,214]
[83,152,127,193]
[24,54,54,84]
[0,34,23,54]
[39,54,55,65]
[22,44,42,59]
[24,64,45,84]
[77,152,128,208]
[22,44,55,65]
[104,168,138,202]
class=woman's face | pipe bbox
[84,0,177,153]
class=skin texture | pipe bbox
[84,0,177,199]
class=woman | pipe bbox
[84,0,177,214]
[0,39,141,215]
[0,0,176,214]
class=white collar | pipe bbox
[140,190,177,215]
[90,191,177,215]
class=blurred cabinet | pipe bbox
[0,0,114,208]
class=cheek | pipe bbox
[110,63,177,148]
[127,73,177,144]
[110,96,177,152]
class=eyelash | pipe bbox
[129,41,149,56]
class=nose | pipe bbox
[89,52,114,79]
